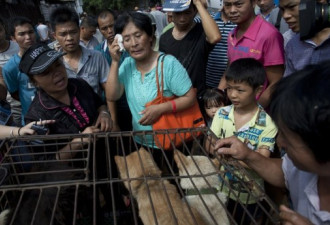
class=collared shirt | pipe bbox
[79,36,99,50]
[118,54,192,147]
[63,47,108,96]
[282,154,330,225]
[211,104,277,204]
[284,33,330,77]
[227,15,284,67]
[211,104,277,151]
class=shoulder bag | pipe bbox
[145,54,205,150]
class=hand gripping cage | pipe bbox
[0,128,280,225]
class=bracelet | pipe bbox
[101,111,111,117]
[18,127,22,136]
[171,100,176,113]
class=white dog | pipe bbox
[174,150,230,225]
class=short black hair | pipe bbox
[114,11,153,37]
[149,0,157,8]
[50,6,79,31]
[8,16,33,37]
[270,61,330,164]
[80,16,98,28]
[97,8,117,22]
[226,58,266,89]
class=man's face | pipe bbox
[54,21,80,53]
[223,0,256,25]
[98,14,115,43]
[172,6,196,30]
[81,26,96,41]
[11,23,36,51]
[279,0,300,32]
[257,0,275,13]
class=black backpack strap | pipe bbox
[275,9,282,31]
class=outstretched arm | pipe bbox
[215,136,286,188]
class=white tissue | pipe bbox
[115,34,125,52]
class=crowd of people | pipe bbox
[0,0,329,224]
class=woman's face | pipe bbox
[32,60,68,96]
[121,21,153,61]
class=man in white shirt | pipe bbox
[36,19,50,44]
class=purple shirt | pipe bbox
[284,33,330,77]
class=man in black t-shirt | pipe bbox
[160,0,221,95]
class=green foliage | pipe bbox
[82,0,140,15]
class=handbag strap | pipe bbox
[155,54,166,99]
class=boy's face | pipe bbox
[11,23,36,51]
[223,0,256,25]
[276,126,330,176]
[54,21,80,53]
[226,80,261,109]
[279,0,300,32]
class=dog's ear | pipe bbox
[173,150,188,169]
[114,155,125,176]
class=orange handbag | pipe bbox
[145,54,205,150]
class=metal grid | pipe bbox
[0,128,280,225]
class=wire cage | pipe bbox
[0,128,280,225]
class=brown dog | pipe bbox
[115,148,207,225]
[174,150,230,225]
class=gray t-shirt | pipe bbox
[63,47,108,96]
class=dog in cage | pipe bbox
[174,150,230,225]
[115,147,207,225]
[0,162,93,225]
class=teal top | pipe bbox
[119,54,192,147]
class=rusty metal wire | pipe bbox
[0,128,280,225]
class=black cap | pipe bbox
[19,43,65,75]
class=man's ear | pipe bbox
[10,36,16,42]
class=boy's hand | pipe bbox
[215,136,252,160]
[279,205,314,225]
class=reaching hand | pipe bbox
[21,120,55,136]
[279,205,314,225]
[215,136,252,160]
